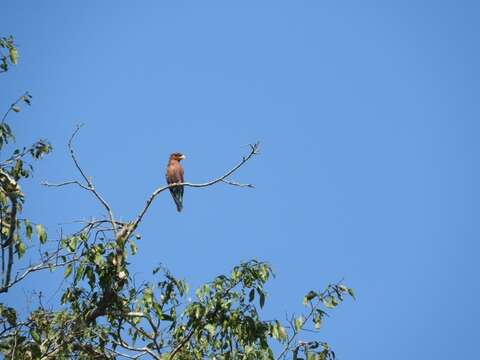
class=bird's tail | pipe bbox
[173,190,183,212]
[174,197,183,212]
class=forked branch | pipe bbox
[42,124,117,233]
[44,126,259,238]
[131,142,260,232]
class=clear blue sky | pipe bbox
[3,1,479,358]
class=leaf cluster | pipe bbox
[0,48,53,295]
[0,36,18,73]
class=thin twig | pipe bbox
[112,323,162,360]
[1,92,28,124]
[50,124,118,234]
[221,179,255,188]
[41,180,90,191]
[0,256,78,293]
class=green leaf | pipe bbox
[74,264,84,284]
[93,252,103,266]
[143,288,153,307]
[259,289,266,308]
[306,290,317,301]
[30,329,41,343]
[160,313,174,321]
[86,266,95,288]
[295,316,303,332]
[68,236,77,252]
[249,288,255,302]
[272,320,288,342]
[9,47,18,65]
[278,325,287,341]
[314,309,326,330]
[205,323,216,337]
[130,242,137,255]
[11,106,20,113]
[35,224,47,244]
[25,220,32,239]
[271,323,279,340]
[22,96,31,105]
[15,241,26,258]
[323,297,336,309]
[64,264,73,278]
[153,303,163,318]
[347,287,356,300]
[304,290,317,305]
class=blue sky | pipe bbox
[2,1,479,358]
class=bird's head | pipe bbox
[170,152,186,162]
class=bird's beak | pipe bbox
[180,154,186,160]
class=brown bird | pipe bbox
[165,152,186,212]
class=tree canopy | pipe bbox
[0,35,353,360]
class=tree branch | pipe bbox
[43,125,118,234]
[276,281,345,360]
[41,180,90,191]
[168,327,195,360]
[0,252,78,293]
[111,323,162,360]
[221,179,255,188]
[68,125,117,233]
[132,142,259,233]
[1,92,29,124]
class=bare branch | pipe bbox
[105,346,147,359]
[45,125,118,234]
[183,142,260,188]
[67,124,90,185]
[221,179,255,188]
[132,142,260,233]
[41,180,90,191]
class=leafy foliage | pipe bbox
[0,35,354,359]
[0,37,53,298]
[0,35,18,73]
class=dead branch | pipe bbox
[41,180,90,191]
[221,179,255,188]
[42,125,118,234]
[132,142,260,233]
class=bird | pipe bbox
[165,152,186,212]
